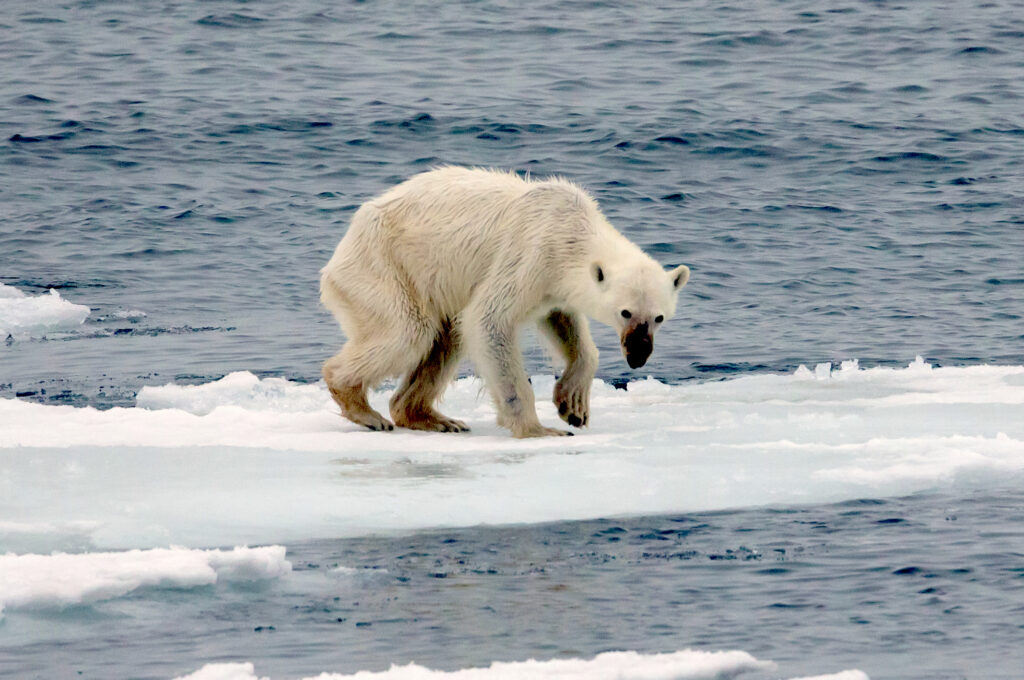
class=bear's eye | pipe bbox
[655,315,664,324]
[621,309,631,319]
[594,266,604,283]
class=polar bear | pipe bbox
[320,167,690,438]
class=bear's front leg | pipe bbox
[554,373,592,428]
[540,310,598,428]
[467,312,572,438]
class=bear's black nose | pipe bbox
[622,322,652,369]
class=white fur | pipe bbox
[320,167,689,437]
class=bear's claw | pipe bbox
[554,382,590,429]
[419,417,470,433]
[394,411,470,433]
[513,424,573,438]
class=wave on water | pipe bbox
[173,651,867,680]
[0,282,90,340]
[2,358,1023,550]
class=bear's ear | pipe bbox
[669,264,690,291]
[593,263,605,284]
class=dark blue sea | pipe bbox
[2,1,1023,679]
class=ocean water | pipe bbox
[2,1,1023,679]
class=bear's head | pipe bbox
[590,260,690,369]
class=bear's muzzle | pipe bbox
[621,321,653,369]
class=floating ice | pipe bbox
[173,653,870,680]
[0,283,90,339]
[0,545,290,619]
[173,650,779,680]
[1,360,1023,549]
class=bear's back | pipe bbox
[372,167,530,226]
[372,167,598,240]
[331,167,609,316]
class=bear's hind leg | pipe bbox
[323,343,399,431]
[390,319,469,433]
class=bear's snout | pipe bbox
[622,321,653,369]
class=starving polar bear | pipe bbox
[320,167,690,438]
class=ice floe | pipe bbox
[1,359,1023,549]
[172,651,869,680]
[174,650,772,680]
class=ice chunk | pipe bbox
[174,649,777,680]
[0,283,90,339]
[176,665,261,680]
[906,355,932,372]
[0,545,290,618]
[793,364,815,380]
